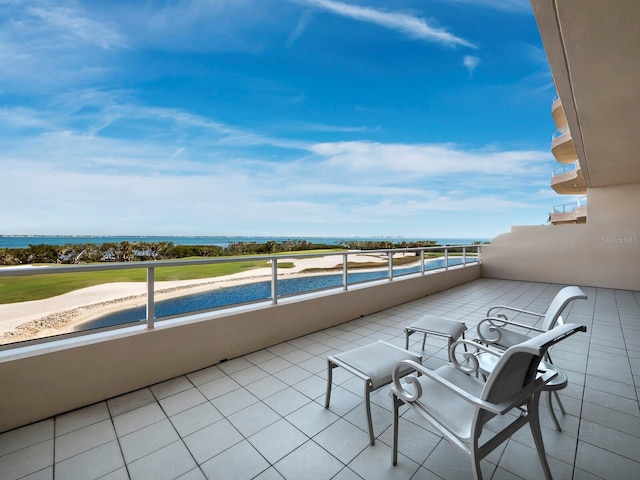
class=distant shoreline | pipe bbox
[0,234,490,249]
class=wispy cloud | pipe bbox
[293,0,474,48]
[310,141,550,176]
[27,5,127,50]
[448,0,531,14]
[286,10,314,47]
[463,55,481,77]
[2,113,551,236]
[0,1,126,92]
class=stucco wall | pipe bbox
[0,265,480,433]
[482,184,640,290]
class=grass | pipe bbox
[0,258,295,304]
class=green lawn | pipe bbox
[0,258,295,304]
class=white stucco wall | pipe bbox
[482,184,640,290]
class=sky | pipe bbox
[0,0,573,239]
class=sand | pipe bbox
[0,252,407,343]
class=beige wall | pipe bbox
[0,265,480,433]
[482,184,640,290]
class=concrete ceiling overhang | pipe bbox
[531,0,640,187]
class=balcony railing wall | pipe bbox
[0,248,482,433]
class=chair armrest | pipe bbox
[476,317,546,345]
[448,339,503,374]
[486,305,544,319]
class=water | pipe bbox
[0,235,489,249]
[79,256,474,330]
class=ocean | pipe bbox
[0,235,490,249]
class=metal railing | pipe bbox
[552,160,579,177]
[551,196,587,214]
[0,245,482,347]
[551,125,570,141]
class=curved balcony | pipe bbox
[551,126,577,163]
[549,196,587,224]
[551,95,568,128]
[551,160,586,194]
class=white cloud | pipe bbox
[309,141,550,176]
[27,5,127,50]
[0,103,554,237]
[286,10,314,47]
[463,55,480,77]
[0,1,126,92]
[448,0,531,14]
[294,0,474,48]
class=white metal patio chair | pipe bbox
[390,323,587,480]
[475,285,586,429]
[475,286,586,349]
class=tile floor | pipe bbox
[1,278,639,479]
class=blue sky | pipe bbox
[0,0,570,239]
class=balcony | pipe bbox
[551,160,586,194]
[551,94,568,129]
[551,126,578,163]
[0,278,638,479]
[549,196,588,224]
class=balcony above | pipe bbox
[549,196,587,225]
[551,126,578,163]
[551,95,568,129]
[551,160,586,194]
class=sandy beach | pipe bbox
[0,252,411,344]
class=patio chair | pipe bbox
[390,323,587,480]
[475,285,586,349]
[472,338,573,431]
[475,286,586,428]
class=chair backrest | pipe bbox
[541,286,587,331]
[481,323,587,406]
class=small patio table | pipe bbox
[404,315,466,358]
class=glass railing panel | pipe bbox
[0,246,483,348]
[0,269,147,346]
[152,260,274,319]
[552,125,570,140]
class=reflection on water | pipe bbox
[79,257,474,331]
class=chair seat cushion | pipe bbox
[411,365,485,440]
[332,341,421,389]
[407,316,466,338]
[481,326,530,349]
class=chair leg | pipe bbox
[325,360,335,408]
[547,391,562,432]
[364,382,375,445]
[553,390,566,414]
[391,393,402,465]
[470,443,484,480]
[528,393,553,480]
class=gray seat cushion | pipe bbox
[332,341,421,389]
[407,316,466,339]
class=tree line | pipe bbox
[0,239,479,266]
[0,240,339,265]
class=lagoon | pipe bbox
[80,256,472,330]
